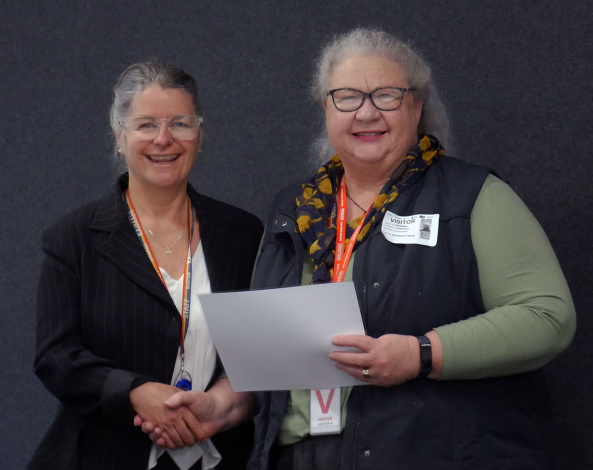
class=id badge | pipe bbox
[381,211,440,247]
[310,388,341,435]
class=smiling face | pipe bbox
[324,54,423,177]
[116,85,200,190]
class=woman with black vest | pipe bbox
[247,28,576,470]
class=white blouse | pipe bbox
[148,242,221,470]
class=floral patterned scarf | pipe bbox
[295,134,444,284]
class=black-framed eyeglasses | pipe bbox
[327,87,416,112]
[123,114,203,141]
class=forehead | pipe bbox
[329,54,407,90]
[129,85,195,116]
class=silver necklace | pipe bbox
[147,229,183,255]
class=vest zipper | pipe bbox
[351,243,370,469]
[360,280,369,332]
[351,418,360,470]
[358,238,370,331]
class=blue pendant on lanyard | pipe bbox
[175,367,192,391]
[174,200,194,391]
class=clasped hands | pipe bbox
[130,382,222,450]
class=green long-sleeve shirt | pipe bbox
[277,174,576,445]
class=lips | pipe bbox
[353,131,386,136]
[352,131,386,142]
[147,154,180,163]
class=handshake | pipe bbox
[130,378,252,449]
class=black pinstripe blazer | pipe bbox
[29,175,263,470]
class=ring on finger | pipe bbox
[362,368,371,378]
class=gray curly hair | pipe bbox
[311,28,450,160]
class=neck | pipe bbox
[340,151,408,208]
[126,179,189,229]
[343,170,388,209]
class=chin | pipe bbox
[147,171,188,188]
[348,151,391,165]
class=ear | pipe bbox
[197,128,204,153]
[322,98,328,111]
[115,131,125,153]
[414,100,424,125]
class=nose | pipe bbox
[356,96,381,120]
[153,119,174,145]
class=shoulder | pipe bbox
[272,184,303,208]
[41,200,102,245]
[432,155,492,181]
[38,199,105,270]
[188,185,263,238]
[255,183,303,230]
[411,156,492,218]
[40,181,122,252]
[42,175,127,238]
[472,174,536,228]
[476,174,520,202]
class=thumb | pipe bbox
[165,391,191,408]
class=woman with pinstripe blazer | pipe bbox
[30,61,263,470]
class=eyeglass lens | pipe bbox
[128,115,200,140]
[332,88,406,111]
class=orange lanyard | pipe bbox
[332,178,370,282]
[124,191,194,356]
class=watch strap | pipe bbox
[416,335,432,379]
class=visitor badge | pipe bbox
[381,211,439,247]
[310,388,341,435]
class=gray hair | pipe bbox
[311,28,451,160]
[109,61,201,167]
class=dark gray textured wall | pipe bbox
[1,1,591,468]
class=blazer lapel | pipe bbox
[189,186,235,292]
[90,178,174,307]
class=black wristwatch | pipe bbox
[416,335,432,379]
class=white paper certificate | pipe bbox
[199,282,366,392]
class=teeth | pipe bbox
[149,155,179,162]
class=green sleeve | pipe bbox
[435,174,576,379]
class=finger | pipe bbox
[164,436,178,450]
[162,426,184,449]
[141,421,156,434]
[167,408,198,447]
[174,420,196,447]
[335,362,373,383]
[329,350,370,368]
[149,428,163,442]
[332,334,374,351]
[182,409,207,442]
[133,415,143,427]
[156,429,175,449]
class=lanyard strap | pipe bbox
[332,178,370,283]
[124,190,194,355]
